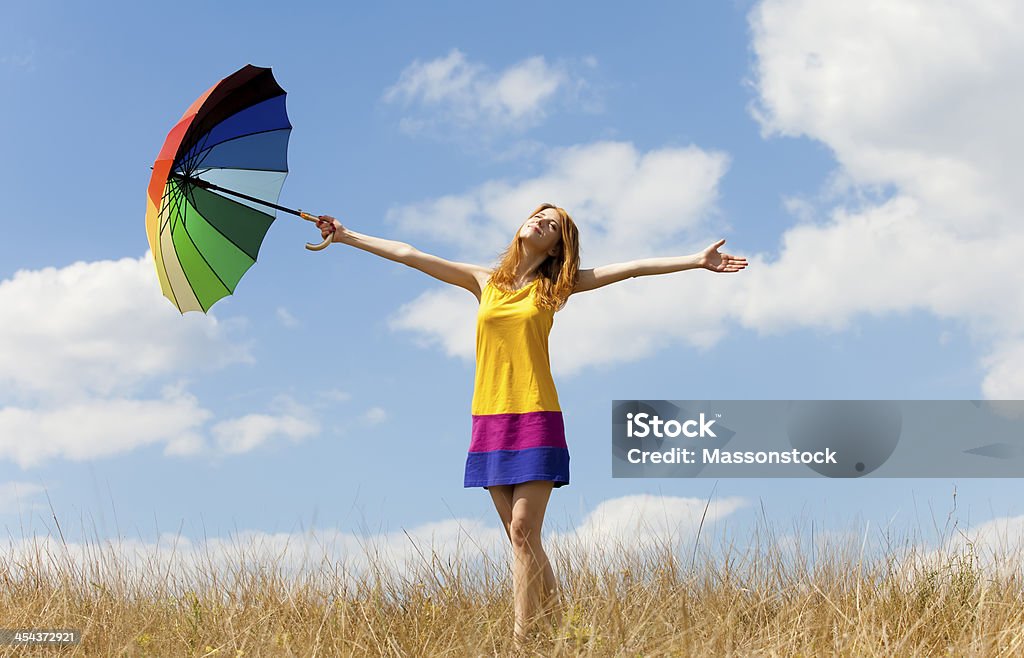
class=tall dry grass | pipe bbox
[2,502,1023,657]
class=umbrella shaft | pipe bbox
[170,173,302,217]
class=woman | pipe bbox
[314,205,747,644]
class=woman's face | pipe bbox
[519,207,562,256]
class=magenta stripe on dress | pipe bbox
[469,411,566,452]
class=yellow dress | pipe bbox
[464,278,569,489]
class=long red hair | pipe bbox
[489,203,580,311]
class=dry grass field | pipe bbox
[2,506,1023,657]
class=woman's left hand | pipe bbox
[699,239,748,273]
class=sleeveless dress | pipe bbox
[464,278,570,489]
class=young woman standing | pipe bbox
[315,205,747,645]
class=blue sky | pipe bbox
[2,0,1023,571]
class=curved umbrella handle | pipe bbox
[299,211,334,252]
[305,234,334,251]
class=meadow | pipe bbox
[2,503,1022,657]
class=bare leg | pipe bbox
[509,480,555,644]
[488,485,515,542]
[489,485,529,648]
[536,544,562,629]
[490,482,562,644]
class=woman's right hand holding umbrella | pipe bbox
[316,215,347,243]
[300,214,346,251]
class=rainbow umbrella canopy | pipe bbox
[145,64,327,314]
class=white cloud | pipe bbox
[0,386,321,467]
[747,0,1024,232]
[979,342,1024,401]
[386,140,730,261]
[211,413,319,455]
[0,389,210,468]
[389,287,477,358]
[738,0,1024,394]
[481,56,566,122]
[0,256,326,467]
[0,254,250,400]
[732,197,1024,335]
[383,49,598,137]
[551,494,748,561]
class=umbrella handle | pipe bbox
[299,211,334,252]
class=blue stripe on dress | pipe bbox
[464,446,570,488]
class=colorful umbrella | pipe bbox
[145,64,328,314]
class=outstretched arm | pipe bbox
[316,215,490,299]
[573,239,747,295]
